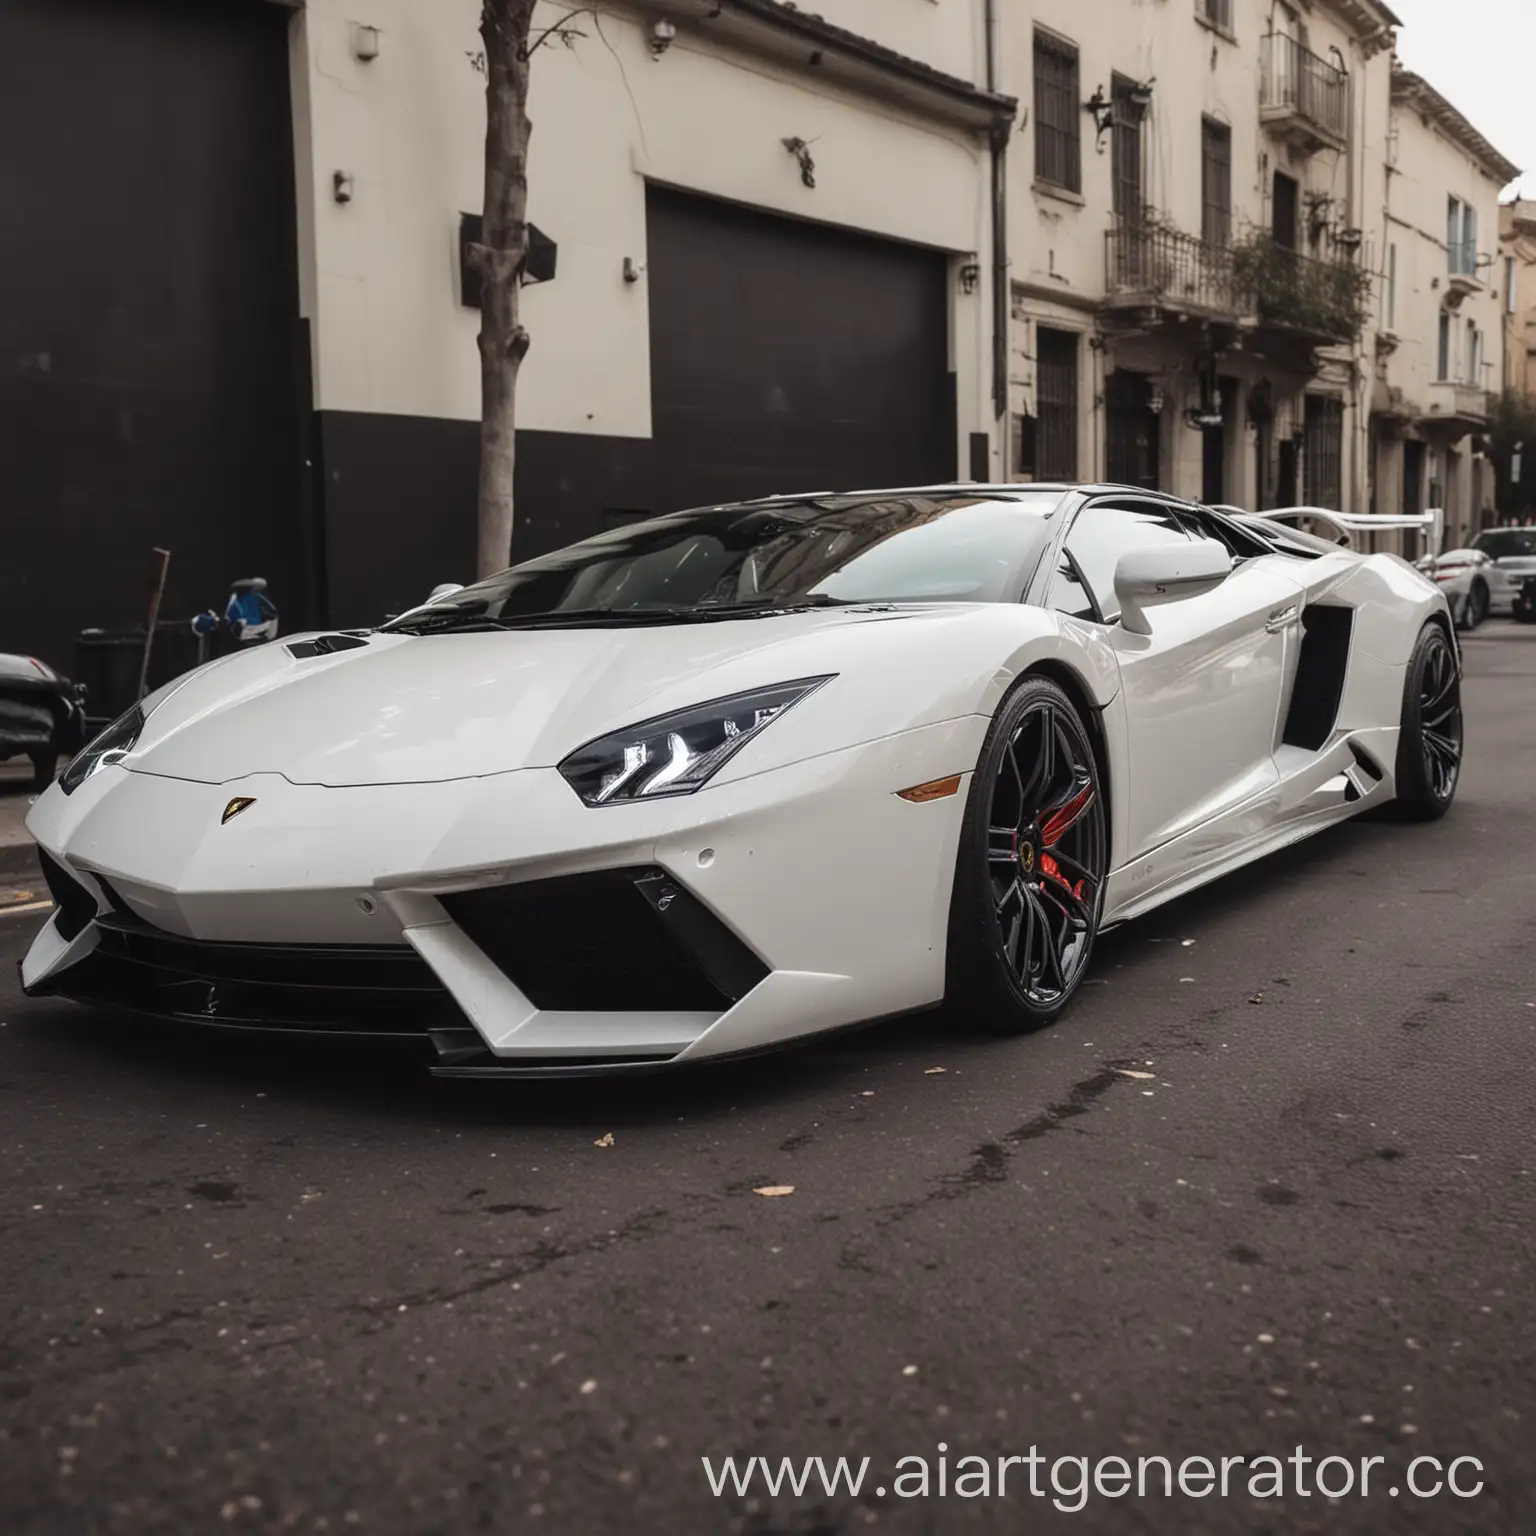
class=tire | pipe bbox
[1463,578,1489,631]
[28,751,58,791]
[1387,623,1462,822]
[944,677,1109,1033]
[1515,583,1536,625]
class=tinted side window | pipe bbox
[1062,503,1190,622]
[1178,505,1275,561]
[1048,553,1098,621]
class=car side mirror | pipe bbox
[1114,538,1233,636]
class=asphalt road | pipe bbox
[3,628,1535,1536]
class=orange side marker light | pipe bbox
[897,775,963,803]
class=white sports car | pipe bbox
[21,485,1463,1075]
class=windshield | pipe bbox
[1472,528,1536,560]
[383,492,1064,631]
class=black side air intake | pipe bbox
[1282,607,1354,751]
[439,867,769,1013]
[36,850,98,941]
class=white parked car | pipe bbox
[1415,548,1495,631]
[1463,526,1536,617]
[23,484,1462,1076]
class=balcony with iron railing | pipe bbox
[1230,233,1371,345]
[1261,33,1350,153]
[1103,220,1241,320]
[1105,220,1370,346]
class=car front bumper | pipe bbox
[20,717,984,1073]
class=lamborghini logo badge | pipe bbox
[221,797,256,825]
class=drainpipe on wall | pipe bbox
[985,0,1009,446]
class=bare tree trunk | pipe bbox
[473,0,537,579]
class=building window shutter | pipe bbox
[1034,33,1082,193]
[1034,328,1081,480]
[1303,396,1343,510]
[1201,118,1232,246]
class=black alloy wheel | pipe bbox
[1389,622,1463,821]
[946,677,1108,1032]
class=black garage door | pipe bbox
[0,0,303,670]
[646,187,954,511]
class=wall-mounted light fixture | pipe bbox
[352,24,380,62]
[959,259,982,295]
[333,171,355,204]
[782,136,816,189]
[1084,87,1115,148]
[649,18,677,58]
[623,256,645,284]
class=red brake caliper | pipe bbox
[1038,783,1093,901]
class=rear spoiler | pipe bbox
[1213,505,1444,555]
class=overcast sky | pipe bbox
[1390,0,1533,196]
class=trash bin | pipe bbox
[75,622,209,729]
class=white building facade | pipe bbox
[1004,0,1398,517]
[1372,69,1518,553]
[290,0,1015,621]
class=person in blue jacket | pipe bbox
[226,578,279,644]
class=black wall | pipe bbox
[0,0,303,672]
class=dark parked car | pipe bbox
[0,653,87,788]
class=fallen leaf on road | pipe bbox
[1116,1069,1156,1080]
[753,1185,795,1198]
[593,1132,615,1148]
[924,1067,947,1075]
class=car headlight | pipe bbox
[558,677,834,806]
[59,706,145,794]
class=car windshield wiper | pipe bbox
[490,597,855,630]
[391,596,860,633]
[384,610,505,635]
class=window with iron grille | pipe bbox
[1111,76,1144,223]
[1105,371,1161,490]
[1034,32,1081,193]
[1201,117,1232,246]
[1303,395,1343,509]
[1035,328,1080,480]
[1199,0,1233,32]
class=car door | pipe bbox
[1056,497,1305,864]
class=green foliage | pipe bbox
[1230,232,1372,343]
[1486,389,1536,517]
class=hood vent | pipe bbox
[286,633,372,660]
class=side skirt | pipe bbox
[1101,736,1396,928]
